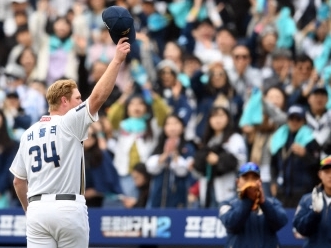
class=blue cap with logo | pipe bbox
[238,162,260,177]
[102,6,136,45]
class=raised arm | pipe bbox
[89,38,131,116]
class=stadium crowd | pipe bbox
[0,0,331,211]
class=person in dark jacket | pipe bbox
[193,106,247,208]
[219,162,288,248]
[84,122,123,208]
[293,155,331,248]
[146,114,195,208]
[0,109,19,208]
[190,61,243,139]
[270,105,321,208]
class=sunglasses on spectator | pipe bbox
[210,71,225,77]
[233,54,250,60]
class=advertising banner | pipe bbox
[0,208,304,246]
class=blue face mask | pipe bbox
[120,117,147,133]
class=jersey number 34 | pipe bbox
[29,141,60,172]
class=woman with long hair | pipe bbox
[146,114,195,208]
[193,106,247,208]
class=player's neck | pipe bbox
[49,110,65,116]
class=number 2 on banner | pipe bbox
[29,141,60,172]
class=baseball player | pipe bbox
[9,37,130,248]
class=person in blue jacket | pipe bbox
[219,162,288,248]
[293,155,331,248]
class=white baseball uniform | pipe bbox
[10,99,98,248]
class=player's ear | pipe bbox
[60,96,68,104]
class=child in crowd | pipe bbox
[107,83,169,201]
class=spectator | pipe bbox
[177,0,221,66]
[0,109,19,208]
[146,114,195,208]
[193,106,247,208]
[189,18,219,67]
[214,25,237,70]
[4,0,31,37]
[226,44,262,100]
[84,122,122,208]
[305,85,331,159]
[4,63,46,123]
[270,105,321,207]
[129,162,151,208]
[30,11,79,86]
[84,0,107,42]
[139,0,169,57]
[107,84,169,200]
[262,48,292,91]
[293,155,331,247]
[190,61,243,140]
[219,162,288,248]
[7,25,33,66]
[298,20,331,65]
[16,46,38,84]
[283,54,315,108]
[163,41,184,73]
[250,25,278,69]
[246,0,279,37]
[155,59,194,128]
[1,13,29,67]
[240,86,287,196]
[182,54,202,80]
[3,91,31,141]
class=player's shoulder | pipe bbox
[63,101,89,118]
[21,115,57,136]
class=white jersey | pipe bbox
[9,99,98,198]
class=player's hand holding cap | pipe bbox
[102,6,136,45]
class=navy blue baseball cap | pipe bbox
[238,162,260,177]
[309,85,328,96]
[102,6,136,45]
[287,105,305,119]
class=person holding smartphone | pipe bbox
[293,155,331,247]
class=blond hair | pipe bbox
[46,79,77,112]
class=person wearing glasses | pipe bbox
[190,61,243,140]
[219,162,288,248]
[293,156,331,247]
[226,44,262,101]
